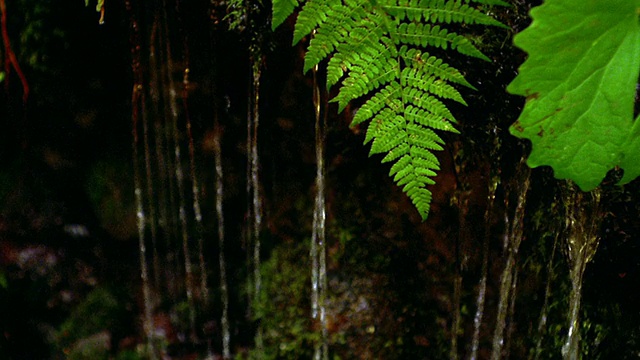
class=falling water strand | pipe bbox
[142,62,161,292]
[127,2,157,357]
[244,79,254,317]
[213,121,231,359]
[250,62,264,354]
[183,67,210,307]
[561,183,601,360]
[490,156,530,360]
[133,85,158,360]
[160,0,197,340]
[451,243,463,360]
[150,15,170,294]
[503,264,519,360]
[158,13,182,300]
[176,0,210,308]
[311,64,329,360]
[531,230,560,360]
[450,139,469,360]
[469,171,499,360]
[174,108,198,342]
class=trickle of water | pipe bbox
[469,168,499,360]
[213,122,231,359]
[127,2,157,356]
[530,230,559,360]
[149,16,170,295]
[175,139,197,341]
[561,183,601,360]
[249,62,264,354]
[159,0,182,302]
[142,74,161,291]
[160,0,197,339]
[311,65,328,360]
[490,155,530,360]
[451,140,470,360]
[503,264,519,360]
[183,65,210,307]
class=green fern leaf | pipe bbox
[276,0,504,219]
[293,0,342,44]
[401,47,476,88]
[272,0,299,29]
[465,0,509,6]
[384,0,507,28]
[396,23,490,60]
[401,70,466,104]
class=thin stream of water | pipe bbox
[127,3,157,357]
[251,64,264,354]
[183,65,210,307]
[469,171,499,360]
[490,156,530,360]
[160,0,197,339]
[451,140,469,360]
[142,64,161,291]
[245,84,254,316]
[561,184,601,360]
[503,264,519,360]
[311,65,328,360]
[530,230,559,360]
[159,0,182,301]
[149,15,170,294]
[176,0,210,308]
[174,115,197,341]
[213,122,231,359]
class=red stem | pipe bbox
[1,0,29,102]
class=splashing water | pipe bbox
[491,154,530,360]
[561,183,601,360]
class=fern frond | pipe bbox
[401,47,476,88]
[277,0,505,219]
[384,0,507,28]
[352,81,402,125]
[292,0,342,44]
[302,0,374,71]
[405,105,459,133]
[332,57,399,110]
[401,70,466,104]
[326,24,392,87]
[272,0,300,29]
[464,0,509,7]
[395,23,490,60]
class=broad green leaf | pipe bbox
[507,0,640,190]
[0,72,4,83]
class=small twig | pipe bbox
[0,0,29,102]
